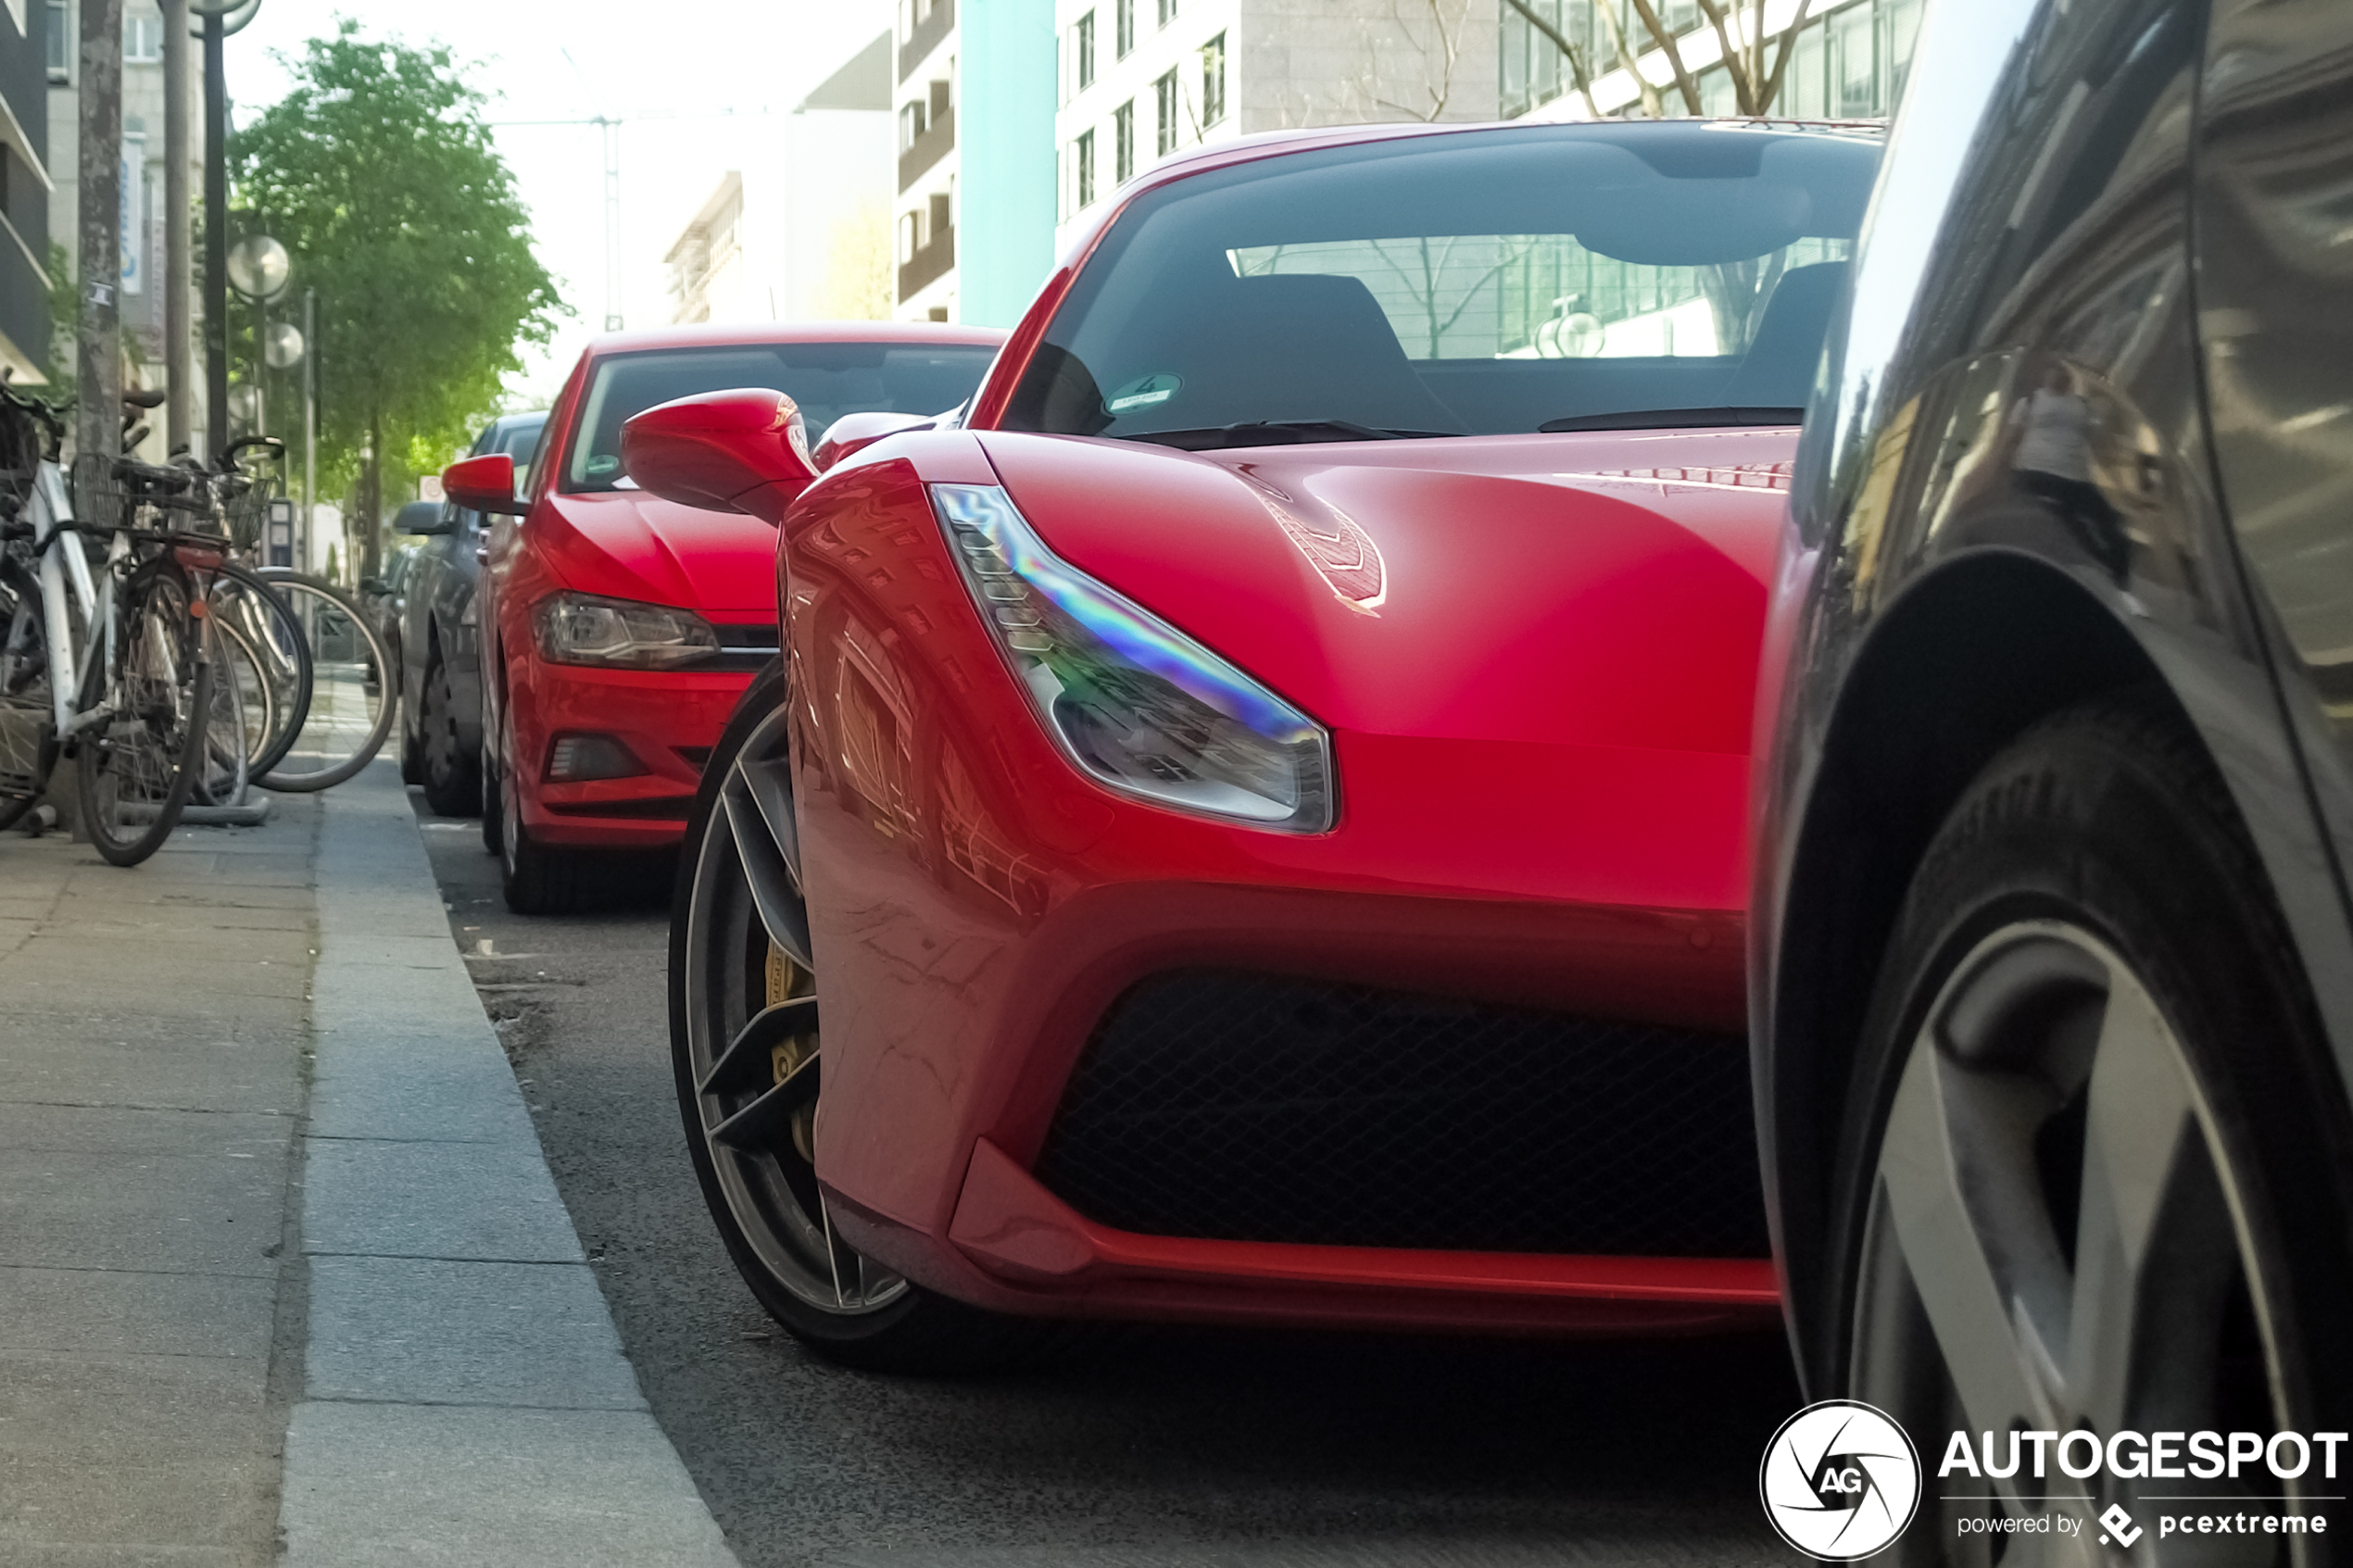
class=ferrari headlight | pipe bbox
[932,483,1333,832]
[533,591,718,671]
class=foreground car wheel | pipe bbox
[1834,700,2353,1551]
[671,666,1013,1373]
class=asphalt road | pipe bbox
[411,791,1806,1568]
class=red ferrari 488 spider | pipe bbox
[634,119,1881,1368]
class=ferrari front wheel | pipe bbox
[670,664,1014,1374]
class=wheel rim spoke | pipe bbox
[1880,1040,2070,1452]
[720,774,812,970]
[2061,959,2206,1434]
[709,1048,818,1150]
[698,996,819,1099]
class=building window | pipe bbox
[900,210,921,264]
[1115,0,1133,57]
[1155,68,1179,156]
[124,6,161,62]
[1158,0,1176,26]
[1114,99,1135,184]
[1201,31,1226,126]
[900,100,927,151]
[1076,128,1096,210]
[1075,10,1096,92]
[47,0,70,82]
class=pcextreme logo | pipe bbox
[1759,1400,1922,1561]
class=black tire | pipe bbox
[255,571,396,793]
[399,717,425,785]
[78,558,210,867]
[419,648,482,817]
[497,717,583,914]
[670,662,1020,1374]
[1823,696,2353,1555]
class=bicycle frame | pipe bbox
[18,456,130,743]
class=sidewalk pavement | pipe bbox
[0,763,738,1567]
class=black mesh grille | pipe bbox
[1034,970,1769,1258]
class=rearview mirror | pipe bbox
[443,454,528,517]
[393,498,450,536]
[619,388,817,524]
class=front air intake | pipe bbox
[1033,970,1769,1259]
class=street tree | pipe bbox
[1504,0,1814,119]
[233,22,562,576]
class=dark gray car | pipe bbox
[397,410,547,814]
[1754,0,2353,1549]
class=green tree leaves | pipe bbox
[233,21,564,569]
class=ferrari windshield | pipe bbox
[1001,122,1881,444]
[566,341,999,493]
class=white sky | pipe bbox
[225,0,893,409]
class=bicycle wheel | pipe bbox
[78,556,210,866]
[255,571,394,792]
[208,563,312,778]
[194,617,265,806]
[0,551,57,830]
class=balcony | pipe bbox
[900,0,953,82]
[899,225,955,302]
[899,104,955,193]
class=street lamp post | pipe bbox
[226,232,288,435]
[191,0,260,462]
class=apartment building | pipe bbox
[663,32,895,325]
[1052,0,1497,252]
[1,0,51,383]
[892,0,1056,327]
[1501,0,1924,122]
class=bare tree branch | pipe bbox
[1692,0,1753,112]
[1499,0,1603,119]
[1759,0,1814,115]
[1591,0,1666,118]
[1625,0,1705,115]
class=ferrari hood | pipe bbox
[974,429,1792,757]
[531,487,779,617]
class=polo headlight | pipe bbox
[534,591,718,670]
[932,483,1333,833]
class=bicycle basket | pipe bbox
[216,469,277,553]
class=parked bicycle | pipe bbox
[1,384,220,863]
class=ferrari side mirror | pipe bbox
[620,388,818,524]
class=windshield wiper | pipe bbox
[1538,407,1806,433]
[1126,420,1454,451]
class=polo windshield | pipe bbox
[567,342,1000,493]
[1001,123,1881,444]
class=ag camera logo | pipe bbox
[1761,1400,1922,1560]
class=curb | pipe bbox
[277,762,737,1566]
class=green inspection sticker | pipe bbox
[1107,372,1182,414]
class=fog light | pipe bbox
[546,732,645,783]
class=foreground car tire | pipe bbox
[1831,698,2353,1545]
[419,651,482,817]
[670,664,1016,1374]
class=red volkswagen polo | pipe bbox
[443,324,1003,912]
[628,120,1881,1369]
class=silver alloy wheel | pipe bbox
[1852,919,2287,1560]
[680,705,907,1316]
